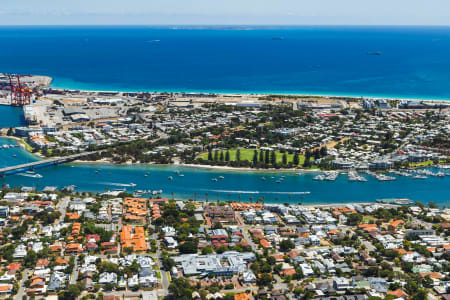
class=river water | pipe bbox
[0,137,448,206]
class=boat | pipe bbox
[19,171,43,178]
[144,174,148,177]
[297,171,304,176]
[299,191,311,195]
[12,154,16,157]
[129,183,137,187]
[272,37,284,40]
[168,176,173,180]
[413,175,427,179]
[211,178,218,182]
[179,174,184,177]
[367,51,381,56]
[152,190,163,195]
[218,176,224,179]
[313,174,325,181]
[261,177,266,181]
[276,180,281,184]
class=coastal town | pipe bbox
[0,188,448,300]
[0,74,448,300]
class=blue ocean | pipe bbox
[1,26,450,99]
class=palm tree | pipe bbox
[216,192,220,203]
[205,192,209,203]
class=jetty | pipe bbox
[0,150,102,176]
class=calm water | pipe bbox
[0,106,25,128]
[1,26,450,99]
[0,138,448,206]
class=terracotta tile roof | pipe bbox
[387,289,409,298]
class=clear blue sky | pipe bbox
[2,0,450,25]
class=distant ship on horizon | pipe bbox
[367,51,381,56]
[272,37,284,40]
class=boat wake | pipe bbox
[99,182,137,187]
[197,189,310,195]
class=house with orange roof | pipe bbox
[65,243,84,255]
[66,212,80,221]
[387,220,405,231]
[71,223,81,236]
[120,225,148,252]
[387,289,409,299]
[0,284,13,294]
[259,239,271,248]
[420,272,443,279]
[234,293,253,300]
[443,244,450,254]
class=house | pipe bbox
[139,267,158,287]
[65,243,84,255]
[387,289,409,299]
[0,285,13,294]
[99,272,118,285]
[13,244,27,259]
[334,277,350,290]
[242,270,257,283]
[164,237,178,249]
[48,272,66,292]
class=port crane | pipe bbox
[7,74,33,106]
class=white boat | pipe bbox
[299,191,311,194]
[179,174,184,177]
[211,178,218,182]
[19,171,43,178]
[218,176,224,179]
[168,176,173,180]
[129,183,137,187]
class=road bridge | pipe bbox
[0,150,102,176]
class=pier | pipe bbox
[0,150,102,176]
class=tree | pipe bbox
[219,151,224,161]
[179,241,198,254]
[271,151,276,165]
[259,150,264,162]
[320,146,327,157]
[225,151,230,161]
[293,152,299,165]
[213,150,218,161]
[314,149,320,160]
[279,239,295,252]
[252,150,258,165]
[207,150,213,161]
[58,284,81,300]
[24,250,37,268]
[282,153,287,165]
[347,213,362,226]
[236,149,241,162]
[168,278,194,300]
[265,150,270,164]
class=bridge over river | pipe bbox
[0,150,102,176]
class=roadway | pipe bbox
[0,150,103,176]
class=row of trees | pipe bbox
[200,147,327,169]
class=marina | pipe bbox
[0,137,448,206]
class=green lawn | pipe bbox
[409,160,434,168]
[196,148,309,165]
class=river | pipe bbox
[0,137,448,207]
